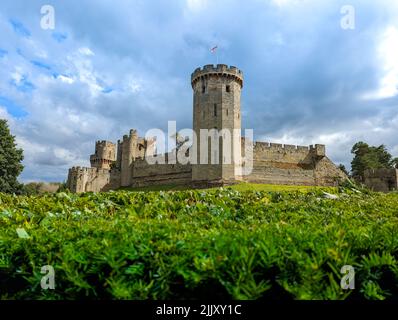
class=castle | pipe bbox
[67,65,346,193]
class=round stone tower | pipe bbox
[191,64,244,183]
[90,140,116,169]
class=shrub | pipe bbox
[0,187,397,300]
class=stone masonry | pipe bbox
[363,168,398,192]
[66,64,347,193]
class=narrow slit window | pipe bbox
[214,104,217,117]
[226,85,230,93]
[202,85,206,93]
[226,109,229,116]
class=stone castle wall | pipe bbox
[130,154,192,188]
[67,141,345,193]
[243,142,345,186]
[67,167,114,193]
[363,168,398,192]
[67,153,192,192]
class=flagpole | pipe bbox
[211,45,219,65]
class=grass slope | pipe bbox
[0,185,397,300]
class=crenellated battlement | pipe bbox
[119,129,156,148]
[69,166,110,174]
[254,142,306,151]
[95,140,115,147]
[70,166,92,172]
[191,64,243,88]
[252,142,326,155]
[121,129,139,141]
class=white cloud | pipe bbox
[17,137,47,154]
[54,147,76,163]
[78,47,95,56]
[362,26,398,100]
[186,0,208,11]
[377,26,398,97]
[57,75,75,84]
[65,49,104,95]
[24,38,48,59]
[271,0,304,8]
[125,77,143,94]
[0,106,12,121]
[11,67,24,85]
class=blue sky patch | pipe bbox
[0,49,7,58]
[16,48,25,57]
[0,95,28,118]
[30,60,52,71]
[9,19,31,38]
[52,32,68,43]
[10,75,36,93]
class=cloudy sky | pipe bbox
[1,0,398,182]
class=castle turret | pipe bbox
[191,64,244,182]
[90,141,116,169]
[118,129,157,187]
[120,130,136,186]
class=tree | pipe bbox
[350,141,393,180]
[0,119,24,193]
[338,164,349,176]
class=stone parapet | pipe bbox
[191,64,243,88]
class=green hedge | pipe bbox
[0,187,397,300]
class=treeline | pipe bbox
[22,182,68,195]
